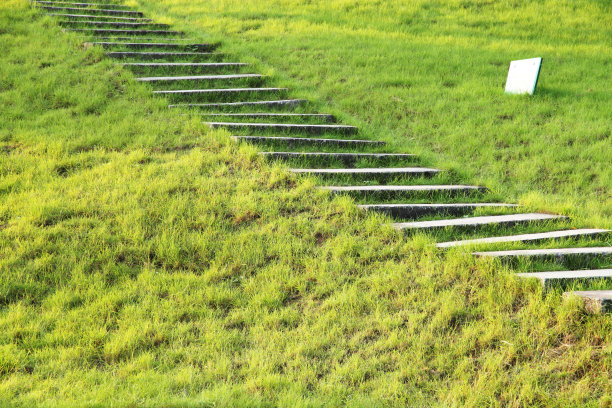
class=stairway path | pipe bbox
[135,74,263,82]
[35,0,612,312]
[437,229,611,248]
[169,99,307,109]
[38,5,144,16]
[37,1,131,8]
[233,136,385,147]
[91,42,215,50]
[59,20,169,28]
[106,51,220,59]
[46,13,152,21]
[360,203,517,218]
[393,213,567,231]
[475,247,612,259]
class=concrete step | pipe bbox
[393,213,566,231]
[321,185,486,194]
[60,20,169,29]
[94,37,191,42]
[204,122,358,134]
[475,247,612,259]
[437,228,611,248]
[46,13,152,21]
[120,62,247,68]
[67,28,182,36]
[168,99,306,109]
[154,88,286,96]
[359,203,517,219]
[106,51,219,59]
[517,270,612,288]
[35,1,131,8]
[89,37,190,43]
[563,290,612,313]
[91,42,214,50]
[136,74,262,82]
[38,5,144,16]
[290,167,440,177]
[260,152,414,161]
[202,113,335,122]
[233,136,385,147]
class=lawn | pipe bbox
[0,0,611,407]
[136,0,612,227]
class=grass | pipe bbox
[0,0,611,406]
[134,0,612,228]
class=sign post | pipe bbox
[505,57,542,95]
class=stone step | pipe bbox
[563,290,612,313]
[60,20,169,29]
[154,88,287,96]
[91,42,214,50]
[437,228,611,248]
[67,28,182,36]
[106,51,219,59]
[168,99,306,109]
[46,13,152,21]
[120,62,248,68]
[260,152,414,161]
[204,122,358,134]
[38,5,144,16]
[233,136,385,147]
[359,203,518,219]
[35,1,131,8]
[517,270,612,288]
[475,247,612,259]
[321,185,486,194]
[394,213,565,231]
[202,113,335,122]
[290,167,440,177]
[135,74,262,82]
[94,36,193,41]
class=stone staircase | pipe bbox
[33,0,612,312]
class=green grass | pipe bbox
[135,0,612,228]
[1,0,611,406]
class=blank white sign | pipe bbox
[505,57,542,95]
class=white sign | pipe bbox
[505,57,542,95]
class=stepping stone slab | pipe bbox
[94,43,213,50]
[121,62,247,67]
[517,269,612,289]
[155,88,286,95]
[46,13,152,21]
[474,247,612,258]
[359,203,517,219]
[563,290,612,313]
[233,136,384,147]
[106,51,218,58]
[204,122,358,134]
[203,113,335,121]
[67,29,182,35]
[437,228,611,248]
[168,99,306,108]
[36,1,131,8]
[290,167,440,176]
[261,152,414,160]
[95,37,192,41]
[321,185,485,194]
[394,213,565,230]
[136,74,262,82]
[39,6,144,16]
[60,21,169,28]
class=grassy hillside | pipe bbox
[0,0,611,407]
[137,0,612,227]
